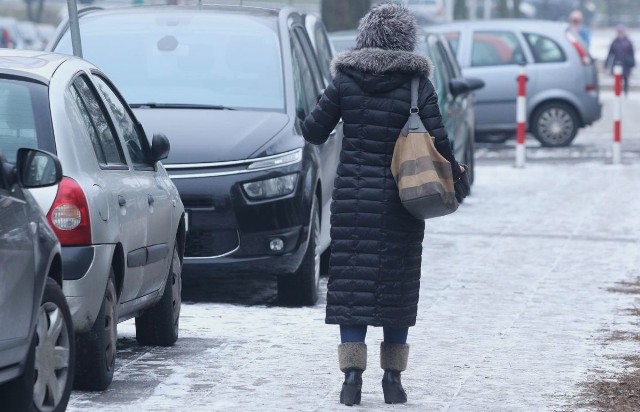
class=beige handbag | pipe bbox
[390,76,459,220]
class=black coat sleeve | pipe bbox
[417,76,462,180]
[301,72,341,145]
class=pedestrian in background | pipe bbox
[568,9,591,50]
[606,24,635,95]
[301,3,468,407]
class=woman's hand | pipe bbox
[454,164,470,203]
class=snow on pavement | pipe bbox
[65,157,640,411]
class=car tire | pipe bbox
[135,242,182,347]
[531,102,579,147]
[464,132,475,186]
[277,195,320,307]
[0,279,75,412]
[74,272,117,391]
[32,278,75,412]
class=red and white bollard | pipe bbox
[515,66,528,168]
[613,65,623,164]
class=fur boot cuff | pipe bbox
[380,343,409,372]
[338,343,367,372]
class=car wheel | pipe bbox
[465,132,475,186]
[32,278,75,412]
[277,195,320,306]
[135,242,182,346]
[0,279,75,412]
[531,102,579,147]
[74,272,117,391]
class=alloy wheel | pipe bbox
[33,302,71,412]
[313,208,321,290]
[171,246,182,332]
[536,107,575,146]
[104,284,117,372]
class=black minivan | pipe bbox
[50,5,343,306]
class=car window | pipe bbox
[0,79,54,163]
[92,75,152,169]
[430,46,448,103]
[291,32,319,120]
[72,75,126,167]
[313,24,333,85]
[295,27,324,94]
[443,32,460,55]
[471,31,525,67]
[524,33,566,63]
[54,12,285,112]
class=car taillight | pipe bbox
[47,177,91,246]
[566,32,591,65]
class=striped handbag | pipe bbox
[390,76,459,220]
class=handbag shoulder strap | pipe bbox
[410,76,420,112]
[401,76,427,136]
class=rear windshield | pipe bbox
[0,78,54,163]
[54,12,285,112]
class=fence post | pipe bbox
[612,65,623,165]
[515,65,527,168]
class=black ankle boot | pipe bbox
[337,343,367,406]
[380,343,409,404]
[382,370,407,404]
[340,369,363,406]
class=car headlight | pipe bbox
[242,174,298,200]
[247,149,302,170]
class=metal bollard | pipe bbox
[515,65,527,168]
[612,65,623,165]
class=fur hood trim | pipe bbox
[331,48,432,77]
[356,3,417,52]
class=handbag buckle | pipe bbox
[410,107,419,114]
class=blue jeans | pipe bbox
[340,325,408,344]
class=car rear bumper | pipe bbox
[62,244,114,333]
[580,95,602,126]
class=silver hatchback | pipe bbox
[432,19,602,147]
[0,50,186,391]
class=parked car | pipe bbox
[0,17,23,49]
[0,147,75,412]
[403,0,445,24]
[16,21,43,50]
[329,29,484,183]
[36,23,57,50]
[431,19,602,147]
[0,49,186,391]
[49,5,342,306]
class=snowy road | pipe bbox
[66,93,640,411]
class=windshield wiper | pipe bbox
[129,103,236,110]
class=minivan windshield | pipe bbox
[55,12,285,112]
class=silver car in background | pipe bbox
[0,50,186,392]
[432,19,602,147]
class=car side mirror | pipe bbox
[449,77,485,97]
[465,77,485,92]
[16,148,62,188]
[449,79,471,97]
[151,133,171,162]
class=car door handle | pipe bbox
[118,195,126,207]
[148,194,155,206]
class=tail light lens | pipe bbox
[47,177,91,246]
[566,32,591,65]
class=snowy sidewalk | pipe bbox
[67,161,640,411]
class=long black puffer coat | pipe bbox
[302,48,461,328]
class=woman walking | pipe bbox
[606,24,635,95]
[301,3,468,406]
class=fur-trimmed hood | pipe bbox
[356,3,417,52]
[331,48,432,77]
